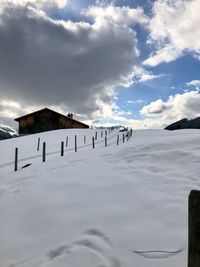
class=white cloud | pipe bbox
[145,0,200,66]
[140,99,171,116]
[0,0,68,9]
[143,45,182,67]
[140,90,200,126]
[186,80,200,87]
[127,100,145,104]
[93,90,200,130]
[132,66,163,82]
[0,2,147,121]
[84,5,148,26]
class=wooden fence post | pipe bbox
[105,130,107,136]
[105,136,107,147]
[95,132,97,140]
[66,136,68,147]
[92,137,95,149]
[61,141,64,156]
[42,142,46,162]
[75,135,77,152]
[123,133,125,143]
[84,135,86,144]
[117,135,119,146]
[37,137,40,151]
[14,147,18,171]
[101,130,103,138]
[188,190,200,267]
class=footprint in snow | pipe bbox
[133,248,184,259]
[8,228,120,267]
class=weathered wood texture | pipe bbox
[15,108,89,134]
[188,190,200,267]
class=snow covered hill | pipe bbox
[0,128,200,267]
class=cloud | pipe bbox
[132,66,163,83]
[140,99,171,115]
[0,2,147,122]
[90,89,200,130]
[186,80,200,87]
[1,0,68,9]
[140,90,200,124]
[127,100,145,104]
[84,5,148,26]
[144,0,200,66]
[85,90,200,130]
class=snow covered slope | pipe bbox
[0,129,200,267]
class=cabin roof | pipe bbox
[14,108,88,127]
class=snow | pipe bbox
[0,128,200,267]
[0,124,17,140]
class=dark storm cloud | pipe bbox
[0,3,145,118]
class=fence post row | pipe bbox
[61,141,64,157]
[75,135,77,152]
[37,137,40,151]
[42,142,46,162]
[66,136,68,147]
[127,132,129,142]
[92,137,95,149]
[188,190,200,267]
[105,136,107,147]
[14,147,18,172]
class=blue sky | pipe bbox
[0,0,200,129]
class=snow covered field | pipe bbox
[0,129,200,267]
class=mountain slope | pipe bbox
[0,124,17,140]
[165,117,200,130]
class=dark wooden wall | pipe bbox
[18,110,88,134]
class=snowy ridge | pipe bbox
[0,123,17,140]
[0,129,200,267]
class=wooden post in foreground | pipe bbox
[42,142,46,162]
[188,190,200,267]
[37,137,40,151]
[75,135,77,152]
[117,135,119,146]
[61,141,64,156]
[123,133,125,143]
[14,147,18,171]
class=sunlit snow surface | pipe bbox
[0,129,200,267]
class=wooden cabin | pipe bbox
[15,108,89,134]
